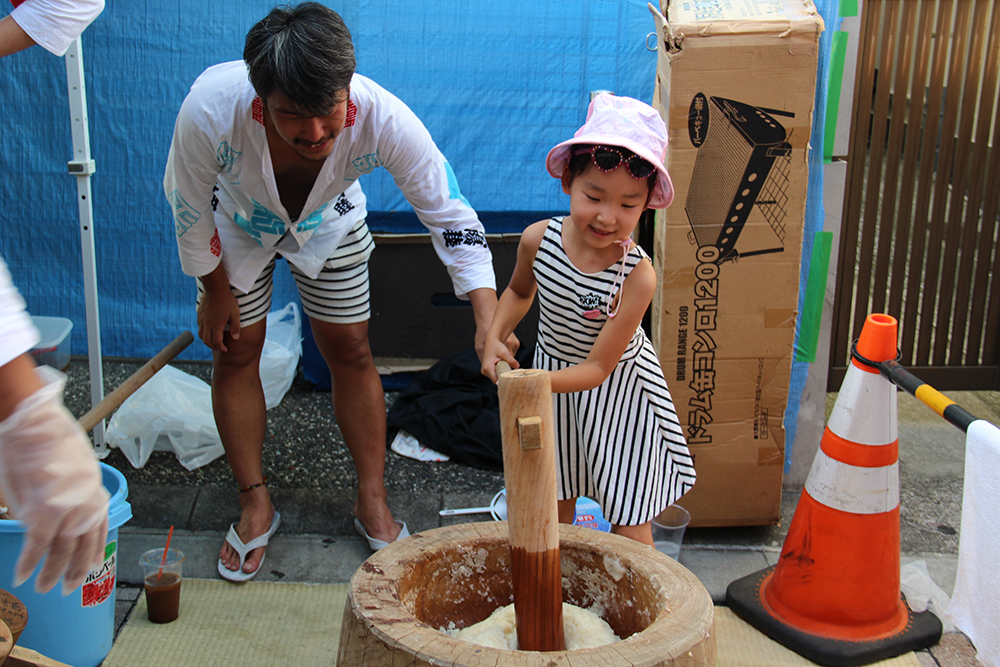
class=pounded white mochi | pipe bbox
[443,602,619,650]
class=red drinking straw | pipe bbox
[157,525,175,581]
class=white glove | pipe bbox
[0,366,109,595]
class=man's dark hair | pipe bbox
[244,2,355,116]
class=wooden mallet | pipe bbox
[495,360,565,652]
[78,331,194,433]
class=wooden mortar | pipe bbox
[337,521,716,666]
[0,590,26,646]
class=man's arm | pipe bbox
[0,14,37,57]
[0,354,43,422]
[163,92,226,282]
[467,287,502,360]
[0,256,109,595]
[5,0,104,57]
[368,85,516,355]
[0,0,109,597]
[369,85,496,299]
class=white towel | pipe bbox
[946,419,1000,667]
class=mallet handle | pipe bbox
[497,364,565,651]
[78,331,194,433]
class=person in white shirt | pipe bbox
[165,2,516,581]
[0,0,110,596]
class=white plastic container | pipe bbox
[29,316,73,370]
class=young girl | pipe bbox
[482,94,696,546]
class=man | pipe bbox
[164,2,514,581]
[0,0,110,596]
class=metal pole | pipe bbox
[851,341,978,433]
[64,37,106,453]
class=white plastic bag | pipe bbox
[105,364,222,470]
[901,559,955,632]
[260,302,302,409]
[106,303,302,470]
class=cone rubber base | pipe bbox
[726,567,942,667]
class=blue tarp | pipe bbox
[784,0,841,471]
[0,1,661,360]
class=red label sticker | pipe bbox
[252,97,264,125]
[81,542,117,608]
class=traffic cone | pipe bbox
[726,314,941,667]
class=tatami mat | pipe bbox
[103,579,347,666]
[714,607,921,666]
[105,580,921,666]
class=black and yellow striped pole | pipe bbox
[851,342,978,433]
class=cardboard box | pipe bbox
[649,0,823,526]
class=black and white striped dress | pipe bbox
[533,218,696,526]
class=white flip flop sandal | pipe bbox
[354,518,409,551]
[217,511,282,582]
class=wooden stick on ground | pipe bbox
[77,331,194,433]
[496,361,565,652]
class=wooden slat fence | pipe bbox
[830,0,1000,390]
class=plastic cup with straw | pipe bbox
[139,526,184,623]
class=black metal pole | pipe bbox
[850,342,978,433]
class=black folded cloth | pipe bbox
[387,345,534,471]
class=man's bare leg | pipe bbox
[212,321,276,575]
[309,318,400,543]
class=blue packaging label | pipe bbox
[573,497,611,532]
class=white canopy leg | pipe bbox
[64,37,106,454]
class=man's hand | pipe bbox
[197,264,240,352]
[0,364,109,595]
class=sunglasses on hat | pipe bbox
[573,145,656,180]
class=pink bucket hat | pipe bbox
[546,94,674,208]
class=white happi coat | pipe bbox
[164,61,495,297]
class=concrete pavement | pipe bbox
[54,360,991,665]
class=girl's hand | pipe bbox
[481,337,520,383]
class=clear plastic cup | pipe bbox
[139,548,185,623]
[652,505,691,560]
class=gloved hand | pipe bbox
[0,366,109,595]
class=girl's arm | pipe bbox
[548,254,657,394]
[481,220,545,382]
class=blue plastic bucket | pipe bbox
[0,462,132,667]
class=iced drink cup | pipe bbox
[139,548,184,623]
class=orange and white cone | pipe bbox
[726,314,941,667]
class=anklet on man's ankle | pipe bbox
[239,476,269,493]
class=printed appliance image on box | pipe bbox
[648,0,824,527]
[685,95,793,263]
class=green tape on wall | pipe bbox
[796,231,833,363]
[825,31,848,163]
[840,0,858,17]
